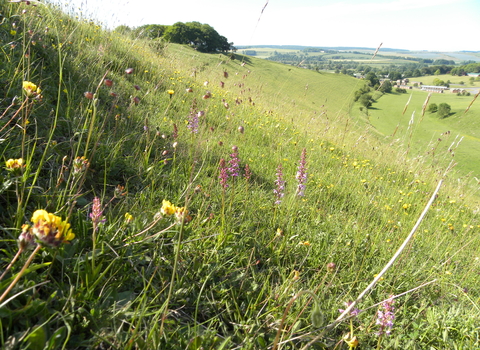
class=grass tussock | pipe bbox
[1,1,480,349]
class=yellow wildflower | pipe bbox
[161,200,176,216]
[124,212,133,223]
[343,334,359,348]
[167,90,175,95]
[22,81,42,98]
[6,158,24,170]
[31,209,75,247]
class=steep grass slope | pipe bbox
[357,89,480,181]
[1,1,480,349]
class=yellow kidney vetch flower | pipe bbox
[5,158,24,170]
[124,212,134,223]
[22,81,42,98]
[160,200,192,224]
[0,211,75,304]
[31,209,75,247]
[343,333,359,348]
[161,200,176,216]
[174,206,191,224]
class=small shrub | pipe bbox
[437,103,451,118]
[427,103,438,113]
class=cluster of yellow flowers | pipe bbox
[124,212,134,223]
[24,209,75,248]
[5,158,25,170]
[22,81,42,99]
[1,210,75,304]
[161,200,191,224]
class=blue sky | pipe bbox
[51,0,480,51]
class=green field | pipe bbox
[353,89,480,177]
[238,47,299,58]
[237,46,480,66]
[3,1,480,349]
[411,74,480,86]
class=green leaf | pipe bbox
[24,326,46,350]
[46,327,66,350]
[216,337,232,350]
[187,335,202,350]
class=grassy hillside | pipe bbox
[1,1,480,349]
[357,88,480,182]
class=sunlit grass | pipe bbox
[1,1,480,349]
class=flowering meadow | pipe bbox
[1,1,480,349]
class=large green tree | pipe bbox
[433,78,449,87]
[136,24,168,39]
[379,80,392,93]
[163,22,189,44]
[163,21,232,52]
[437,103,451,118]
[365,72,379,87]
[388,71,402,81]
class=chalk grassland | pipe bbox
[170,43,358,117]
[357,88,480,179]
[1,1,480,349]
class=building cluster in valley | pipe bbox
[391,78,468,94]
